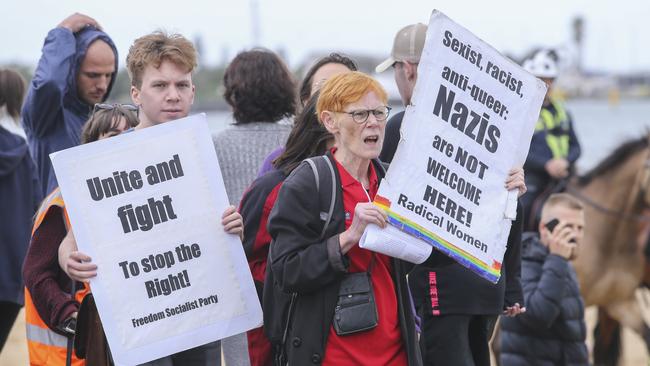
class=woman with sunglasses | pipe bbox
[22,104,138,366]
[82,103,139,141]
[267,72,422,366]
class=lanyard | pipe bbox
[360,181,376,273]
[362,185,372,203]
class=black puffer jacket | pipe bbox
[266,152,422,366]
[500,233,588,366]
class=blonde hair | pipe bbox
[126,31,197,88]
[316,71,387,119]
[541,193,584,221]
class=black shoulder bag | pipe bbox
[306,156,380,336]
[332,254,378,335]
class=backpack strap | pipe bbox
[304,158,320,192]
[277,156,338,365]
[304,156,337,241]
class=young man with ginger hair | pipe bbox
[59,31,248,366]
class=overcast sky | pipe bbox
[3,0,649,73]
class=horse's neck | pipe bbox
[577,151,646,252]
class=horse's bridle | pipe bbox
[567,145,650,223]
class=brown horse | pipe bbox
[492,136,650,365]
[569,135,650,365]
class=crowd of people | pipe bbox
[0,11,589,366]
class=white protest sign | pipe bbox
[367,10,545,282]
[51,114,262,365]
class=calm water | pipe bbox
[206,99,650,173]
[567,99,650,172]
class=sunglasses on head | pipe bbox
[93,103,139,117]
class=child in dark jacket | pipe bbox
[500,193,588,366]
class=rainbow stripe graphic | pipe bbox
[374,195,501,283]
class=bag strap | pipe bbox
[311,156,379,275]
[279,292,297,365]
[278,156,337,365]
[304,158,320,192]
[367,253,377,274]
[304,156,337,240]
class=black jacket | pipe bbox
[409,203,524,316]
[266,152,422,365]
[379,110,404,164]
[500,233,588,366]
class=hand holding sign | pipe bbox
[505,168,526,197]
[340,202,388,254]
[51,114,262,364]
[58,230,97,282]
[221,205,243,241]
[362,10,545,282]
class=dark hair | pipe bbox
[0,69,26,120]
[274,91,332,174]
[81,105,139,143]
[223,49,296,124]
[299,53,357,106]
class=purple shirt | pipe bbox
[257,146,285,177]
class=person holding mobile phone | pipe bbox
[500,193,588,365]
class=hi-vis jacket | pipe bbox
[524,99,581,177]
[24,188,88,366]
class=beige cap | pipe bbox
[376,23,427,73]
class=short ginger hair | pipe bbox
[126,31,197,88]
[316,71,387,119]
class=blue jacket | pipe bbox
[500,233,588,366]
[0,126,42,305]
[22,26,118,196]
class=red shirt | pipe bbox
[323,155,407,366]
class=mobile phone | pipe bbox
[544,218,559,233]
[545,218,577,244]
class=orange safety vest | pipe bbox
[24,188,89,366]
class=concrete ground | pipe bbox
[0,309,27,366]
[2,305,649,365]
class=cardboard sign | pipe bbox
[368,10,545,283]
[51,114,262,365]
